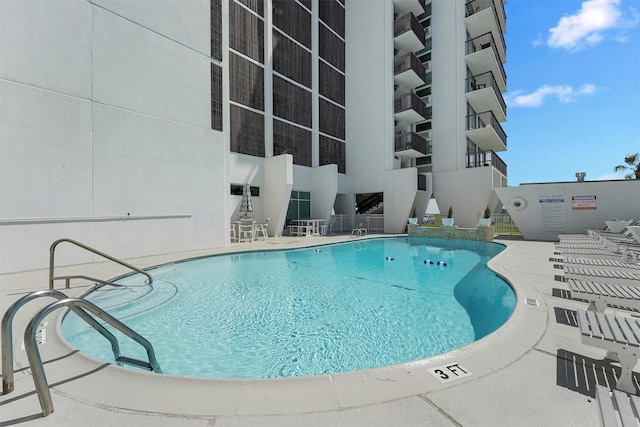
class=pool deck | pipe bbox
[0,235,608,426]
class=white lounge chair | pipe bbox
[567,278,640,312]
[577,309,640,394]
[560,257,640,271]
[563,266,640,286]
[595,385,640,427]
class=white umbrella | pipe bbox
[240,183,253,217]
[425,197,440,215]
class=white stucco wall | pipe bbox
[0,1,226,273]
[495,180,640,241]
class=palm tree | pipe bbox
[614,153,640,180]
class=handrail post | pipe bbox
[2,290,123,395]
[24,298,161,416]
[49,238,153,290]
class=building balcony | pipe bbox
[395,132,428,158]
[394,52,427,89]
[465,32,506,91]
[394,92,428,124]
[465,0,506,63]
[465,72,506,121]
[466,149,507,177]
[394,0,425,17]
[394,13,426,53]
[465,111,507,152]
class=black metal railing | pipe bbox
[394,12,426,46]
[466,111,507,148]
[395,132,427,155]
[465,32,506,85]
[464,0,507,57]
[394,52,427,82]
[466,149,507,176]
[394,92,428,120]
[465,72,507,116]
[356,192,384,214]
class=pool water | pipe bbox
[62,237,515,378]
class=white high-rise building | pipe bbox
[0,0,507,273]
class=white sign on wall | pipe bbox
[572,195,597,210]
[539,194,565,232]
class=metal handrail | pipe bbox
[1,290,123,394]
[25,297,162,416]
[49,238,153,289]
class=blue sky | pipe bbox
[501,0,640,185]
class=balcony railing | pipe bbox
[465,71,506,118]
[393,0,426,17]
[394,91,428,122]
[465,32,506,86]
[394,52,427,87]
[466,110,507,148]
[395,132,428,157]
[394,12,426,51]
[464,0,506,57]
[466,149,507,176]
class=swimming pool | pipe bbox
[61,237,515,379]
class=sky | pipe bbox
[501,0,640,185]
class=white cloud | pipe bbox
[506,84,597,108]
[597,172,626,180]
[547,0,628,51]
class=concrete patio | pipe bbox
[0,235,611,426]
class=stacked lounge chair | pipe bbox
[554,221,640,424]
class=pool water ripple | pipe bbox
[62,237,514,379]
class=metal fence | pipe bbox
[329,214,385,234]
[492,214,520,235]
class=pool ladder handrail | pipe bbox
[49,238,153,290]
[2,292,161,416]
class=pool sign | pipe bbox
[572,195,597,210]
[427,363,472,383]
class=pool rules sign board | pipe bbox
[427,363,472,383]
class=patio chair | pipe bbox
[230,223,237,243]
[254,218,269,241]
[238,219,254,243]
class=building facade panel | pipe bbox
[319,135,346,173]
[211,0,222,61]
[231,104,265,156]
[273,30,312,88]
[319,98,345,140]
[211,63,223,130]
[319,23,345,72]
[272,0,312,48]
[319,61,345,105]
[273,119,312,166]
[273,75,312,127]
[230,0,264,63]
[229,52,264,111]
[319,0,345,38]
